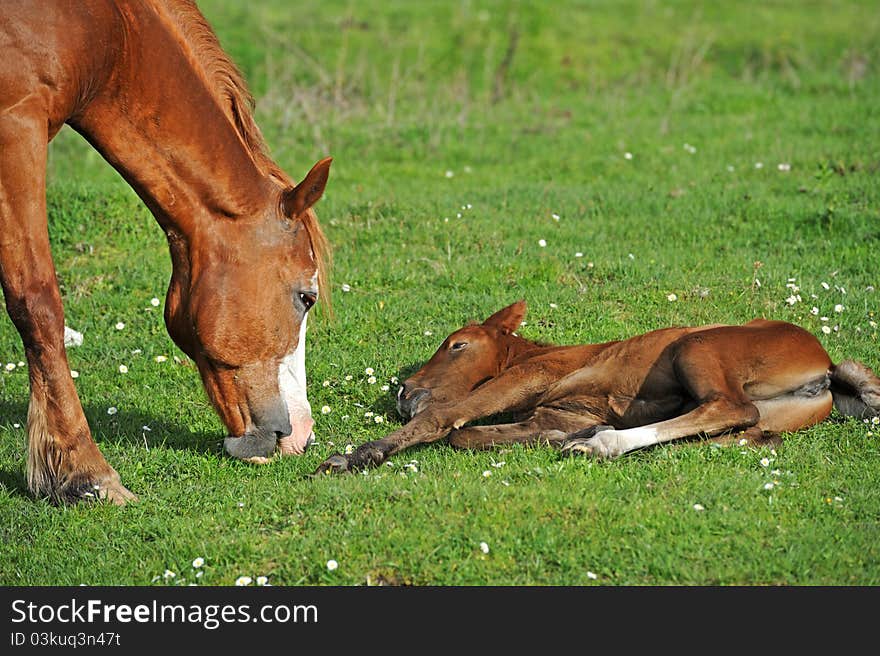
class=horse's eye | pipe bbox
[298,292,317,312]
[451,341,468,351]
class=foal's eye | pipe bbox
[450,341,468,352]
[298,292,317,312]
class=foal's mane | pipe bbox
[153,0,332,311]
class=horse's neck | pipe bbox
[503,336,613,370]
[69,2,274,238]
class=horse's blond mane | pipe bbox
[154,0,332,312]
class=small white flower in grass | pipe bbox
[424,330,432,336]
[17,361,24,367]
[587,571,598,580]
[552,213,560,221]
[764,482,775,490]
[667,293,678,302]
[326,559,338,571]
[70,370,79,379]
[115,322,125,330]
[163,570,176,580]
[549,303,558,309]
[322,379,331,387]
[195,571,203,578]
[365,367,374,376]
[482,470,492,478]
[778,163,791,172]
[683,143,696,154]
[755,162,764,169]
[624,152,633,160]
[118,364,128,374]
[4,363,15,371]
[693,504,705,511]
[381,384,390,392]
[256,576,269,586]
[321,405,331,415]
[151,297,161,307]
[575,252,583,258]
[760,457,770,467]
[821,282,830,290]
[538,239,547,247]
[341,283,351,292]
[479,541,490,554]
[821,326,832,334]
[13,423,20,428]
[726,165,735,172]
[390,376,399,384]
[235,576,252,586]
[834,304,844,313]
[368,376,377,384]
[364,411,374,418]
[192,557,204,568]
[374,416,384,424]
[628,253,635,260]
[107,407,118,415]
[155,355,167,363]
[810,307,819,315]
[344,375,353,381]
[345,444,354,454]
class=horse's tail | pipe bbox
[830,360,880,419]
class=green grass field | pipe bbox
[2,0,879,586]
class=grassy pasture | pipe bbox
[2,0,880,585]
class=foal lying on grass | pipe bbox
[315,301,880,474]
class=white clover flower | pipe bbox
[115,322,125,330]
[667,293,678,302]
[479,542,490,554]
[624,152,633,160]
[107,407,118,415]
[234,576,252,586]
[192,557,205,568]
[118,364,128,374]
[445,170,454,178]
[538,239,547,247]
[151,297,161,307]
[326,559,338,571]
[321,405,331,415]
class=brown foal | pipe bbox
[316,301,880,473]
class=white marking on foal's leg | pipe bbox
[563,426,660,458]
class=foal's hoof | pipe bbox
[312,453,351,476]
[560,425,619,459]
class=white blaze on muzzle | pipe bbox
[277,314,315,455]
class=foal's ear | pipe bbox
[483,300,527,334]
[281,157,333,217]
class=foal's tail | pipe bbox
[830,360,880,419]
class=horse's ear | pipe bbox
[483,300,527,334]
[281,157,332,217]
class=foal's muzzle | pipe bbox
[396,384,431,420]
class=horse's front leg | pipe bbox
[0,114,136,504]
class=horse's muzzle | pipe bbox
[223,429,278,460]
[396,385,430,420]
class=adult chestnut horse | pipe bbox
[315,301,880,473]
[1,0,332,504]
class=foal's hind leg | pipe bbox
[0,114,135,504]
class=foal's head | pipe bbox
[164,158,332,461]
[397,301,528,419]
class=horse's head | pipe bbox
[397,300,528,419]
[164,158,332,461]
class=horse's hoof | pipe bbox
[62,471,138,505]
[312,453,351,476]
[560,427,620,459]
